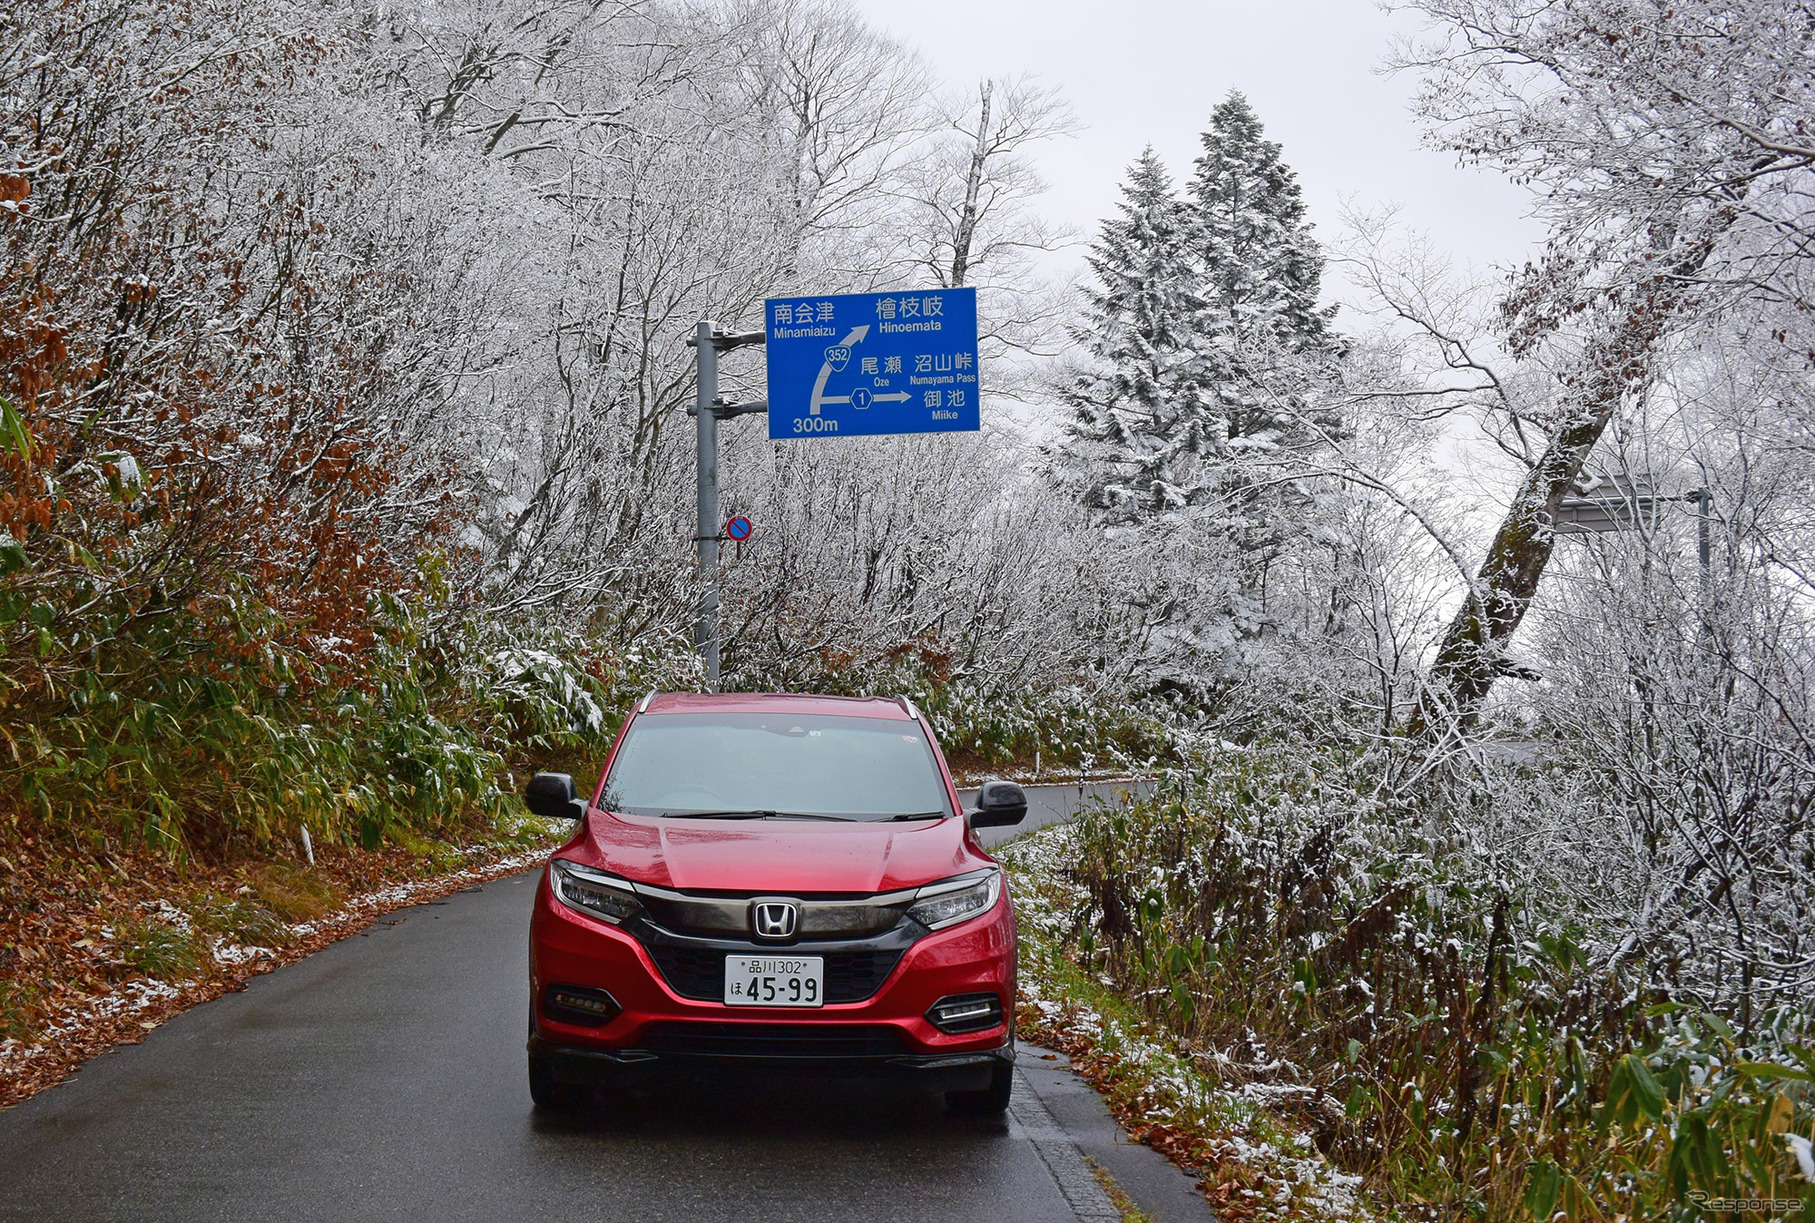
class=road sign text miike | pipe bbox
[764,288,980,440]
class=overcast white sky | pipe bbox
[851,0,1546,303]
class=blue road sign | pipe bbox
[725,515,753,540]
[763,288,980,440]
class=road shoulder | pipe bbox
[1016,1041,1217,1223]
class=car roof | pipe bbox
[639,692,915,720]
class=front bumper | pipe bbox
[528,867,1017,1078]
[527,1029,1013,1092]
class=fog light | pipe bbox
[544,984,621,1027]
[925,992,1003,1034]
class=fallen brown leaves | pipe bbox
[1019,1001,1265,1223]
[0,817,551,1110]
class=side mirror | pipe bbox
[525,772,586,821]
[967,779,1027,829]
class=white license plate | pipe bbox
[723,954,824,1007]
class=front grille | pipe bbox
[638,893,908,940]
[645,946,725,1000]
[825,950,901,1002]
[642,1022,906,1058]
[645,946,903,1003]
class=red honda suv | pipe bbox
[522,692,1028,1115]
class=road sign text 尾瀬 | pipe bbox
[764,288,980,440]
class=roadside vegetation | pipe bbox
[1005,754,1814,1221]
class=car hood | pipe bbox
[576,810,983,894]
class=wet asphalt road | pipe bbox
[0,780,1191,1223]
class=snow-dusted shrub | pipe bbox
[1057,747,1814,1219]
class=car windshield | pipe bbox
[600,712,954,821]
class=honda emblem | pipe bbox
[751,899,798,941]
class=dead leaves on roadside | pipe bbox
[1021,1004,1277,1223]
[0,818,547,1110]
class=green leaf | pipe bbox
[1558,1171,1594,1223]
[1731,1060,1815,1083]
[0,394,29,463]
[1627,1055,1667,1120]
[1680,1110,1729,1189]
[1605,1053,1667,1131]
[0,536,25,575]
[1665,1127,1691,1197]
[1524,1159,1561,1221]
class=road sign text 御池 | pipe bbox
[764,289,980,439]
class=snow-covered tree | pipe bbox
[1394,0,1815,730]
[1184,90,1341,462]
[1056,95,1342,521]
[1053,147,1201,518]
[1049,100,1353,697]
[1191,94,1333,343]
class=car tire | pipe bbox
[528,1051,585,1112]
[945,1062,1013,1116]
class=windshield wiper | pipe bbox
[665,809,855,821]
[886,811,950,821]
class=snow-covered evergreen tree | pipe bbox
[1054,147,1201,518]
[1185,89,1341,457]
[1049,95,1348,693]
[1056,96,1340,524]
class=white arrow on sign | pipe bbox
[808,325,870,416]
[872,391,911,403]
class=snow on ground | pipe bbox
[284,847,548,940]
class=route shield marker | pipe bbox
[763,288,980,439]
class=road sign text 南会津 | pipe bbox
[764,289,980,439]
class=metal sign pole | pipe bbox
[1696,488,1712,570]
[687,323,767,693]
[694,320,721,692]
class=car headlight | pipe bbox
[550,859,642,924]
[907,869,1002,931]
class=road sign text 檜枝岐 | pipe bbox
[764,288,980,439]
